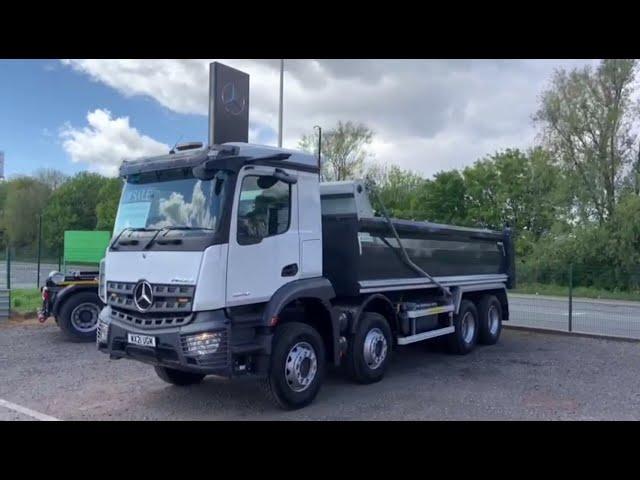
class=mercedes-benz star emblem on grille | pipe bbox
[134,281,154,312]
[221,82,246,116]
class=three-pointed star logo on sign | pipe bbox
[221,82,246,116]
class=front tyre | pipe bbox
[154,366,205,386]
[262,322,326,410]
[57,291,102,342]
[344,312,392,384]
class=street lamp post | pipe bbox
[278,59,284,148]
[313,125,322,179]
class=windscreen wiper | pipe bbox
[144,226,215,248]
[110,227,157,249]
[160,226,215,232]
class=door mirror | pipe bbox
[257,176,278,189]
[273,169,297,185]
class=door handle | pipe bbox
[281,263,298,277]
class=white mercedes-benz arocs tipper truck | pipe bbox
[97,141,515,409]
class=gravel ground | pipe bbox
[1,318,640,420]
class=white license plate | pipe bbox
[127,333,156,347]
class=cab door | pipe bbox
[225,167,300,307]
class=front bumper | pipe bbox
[97,306,272,377]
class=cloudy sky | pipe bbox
[0,59,598,178]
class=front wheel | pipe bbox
[57,291,102,342]
[262,322,326,410]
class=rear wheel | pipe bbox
[446,299,479,355]
[262,322,326,410]
[344,312,392,384]
[478,295,502,345]
[154,366,205,386]
[57,291,102,342]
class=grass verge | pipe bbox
[514,282,640,302]
[11,288,41,315]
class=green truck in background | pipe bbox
[38,231,111,341]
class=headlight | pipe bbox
[96,319,110,345]
[98,259,106,303]
[182,332,222,356]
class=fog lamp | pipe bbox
[183,332,222,356]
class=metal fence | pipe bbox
[509,264,640,340]
[0,288,9,321]
[0,254,94,290]
[0,248,63,290]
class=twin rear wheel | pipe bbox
[446,295,502,354]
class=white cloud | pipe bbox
[62,59,600,178]
[60,108,169,176]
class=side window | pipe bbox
[237,175,291,245]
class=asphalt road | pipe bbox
[2,318,640,420]
[509,293,640,339]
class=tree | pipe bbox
[419,170,467,224]
[42,172,110,251]
[373,165,425,219]
[299,121,374,181]
[609,193,640,264]
[34,168,68,191]
[3,177,51,249]
[535,59,639,223]
[0,181,9,248]
[96,178,123,231]
[463,156,502,229]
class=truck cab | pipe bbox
[98,142,513,409]
[98,143,336,406]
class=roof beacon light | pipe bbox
[171,142,203,154]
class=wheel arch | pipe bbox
[452,284,509,321]
[262,278,339,365]
[351,294,397,337]
[52,284,101,318]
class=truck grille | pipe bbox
[107,281,195,330]
[110,307,192,330]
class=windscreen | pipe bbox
[113,168,230,236]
